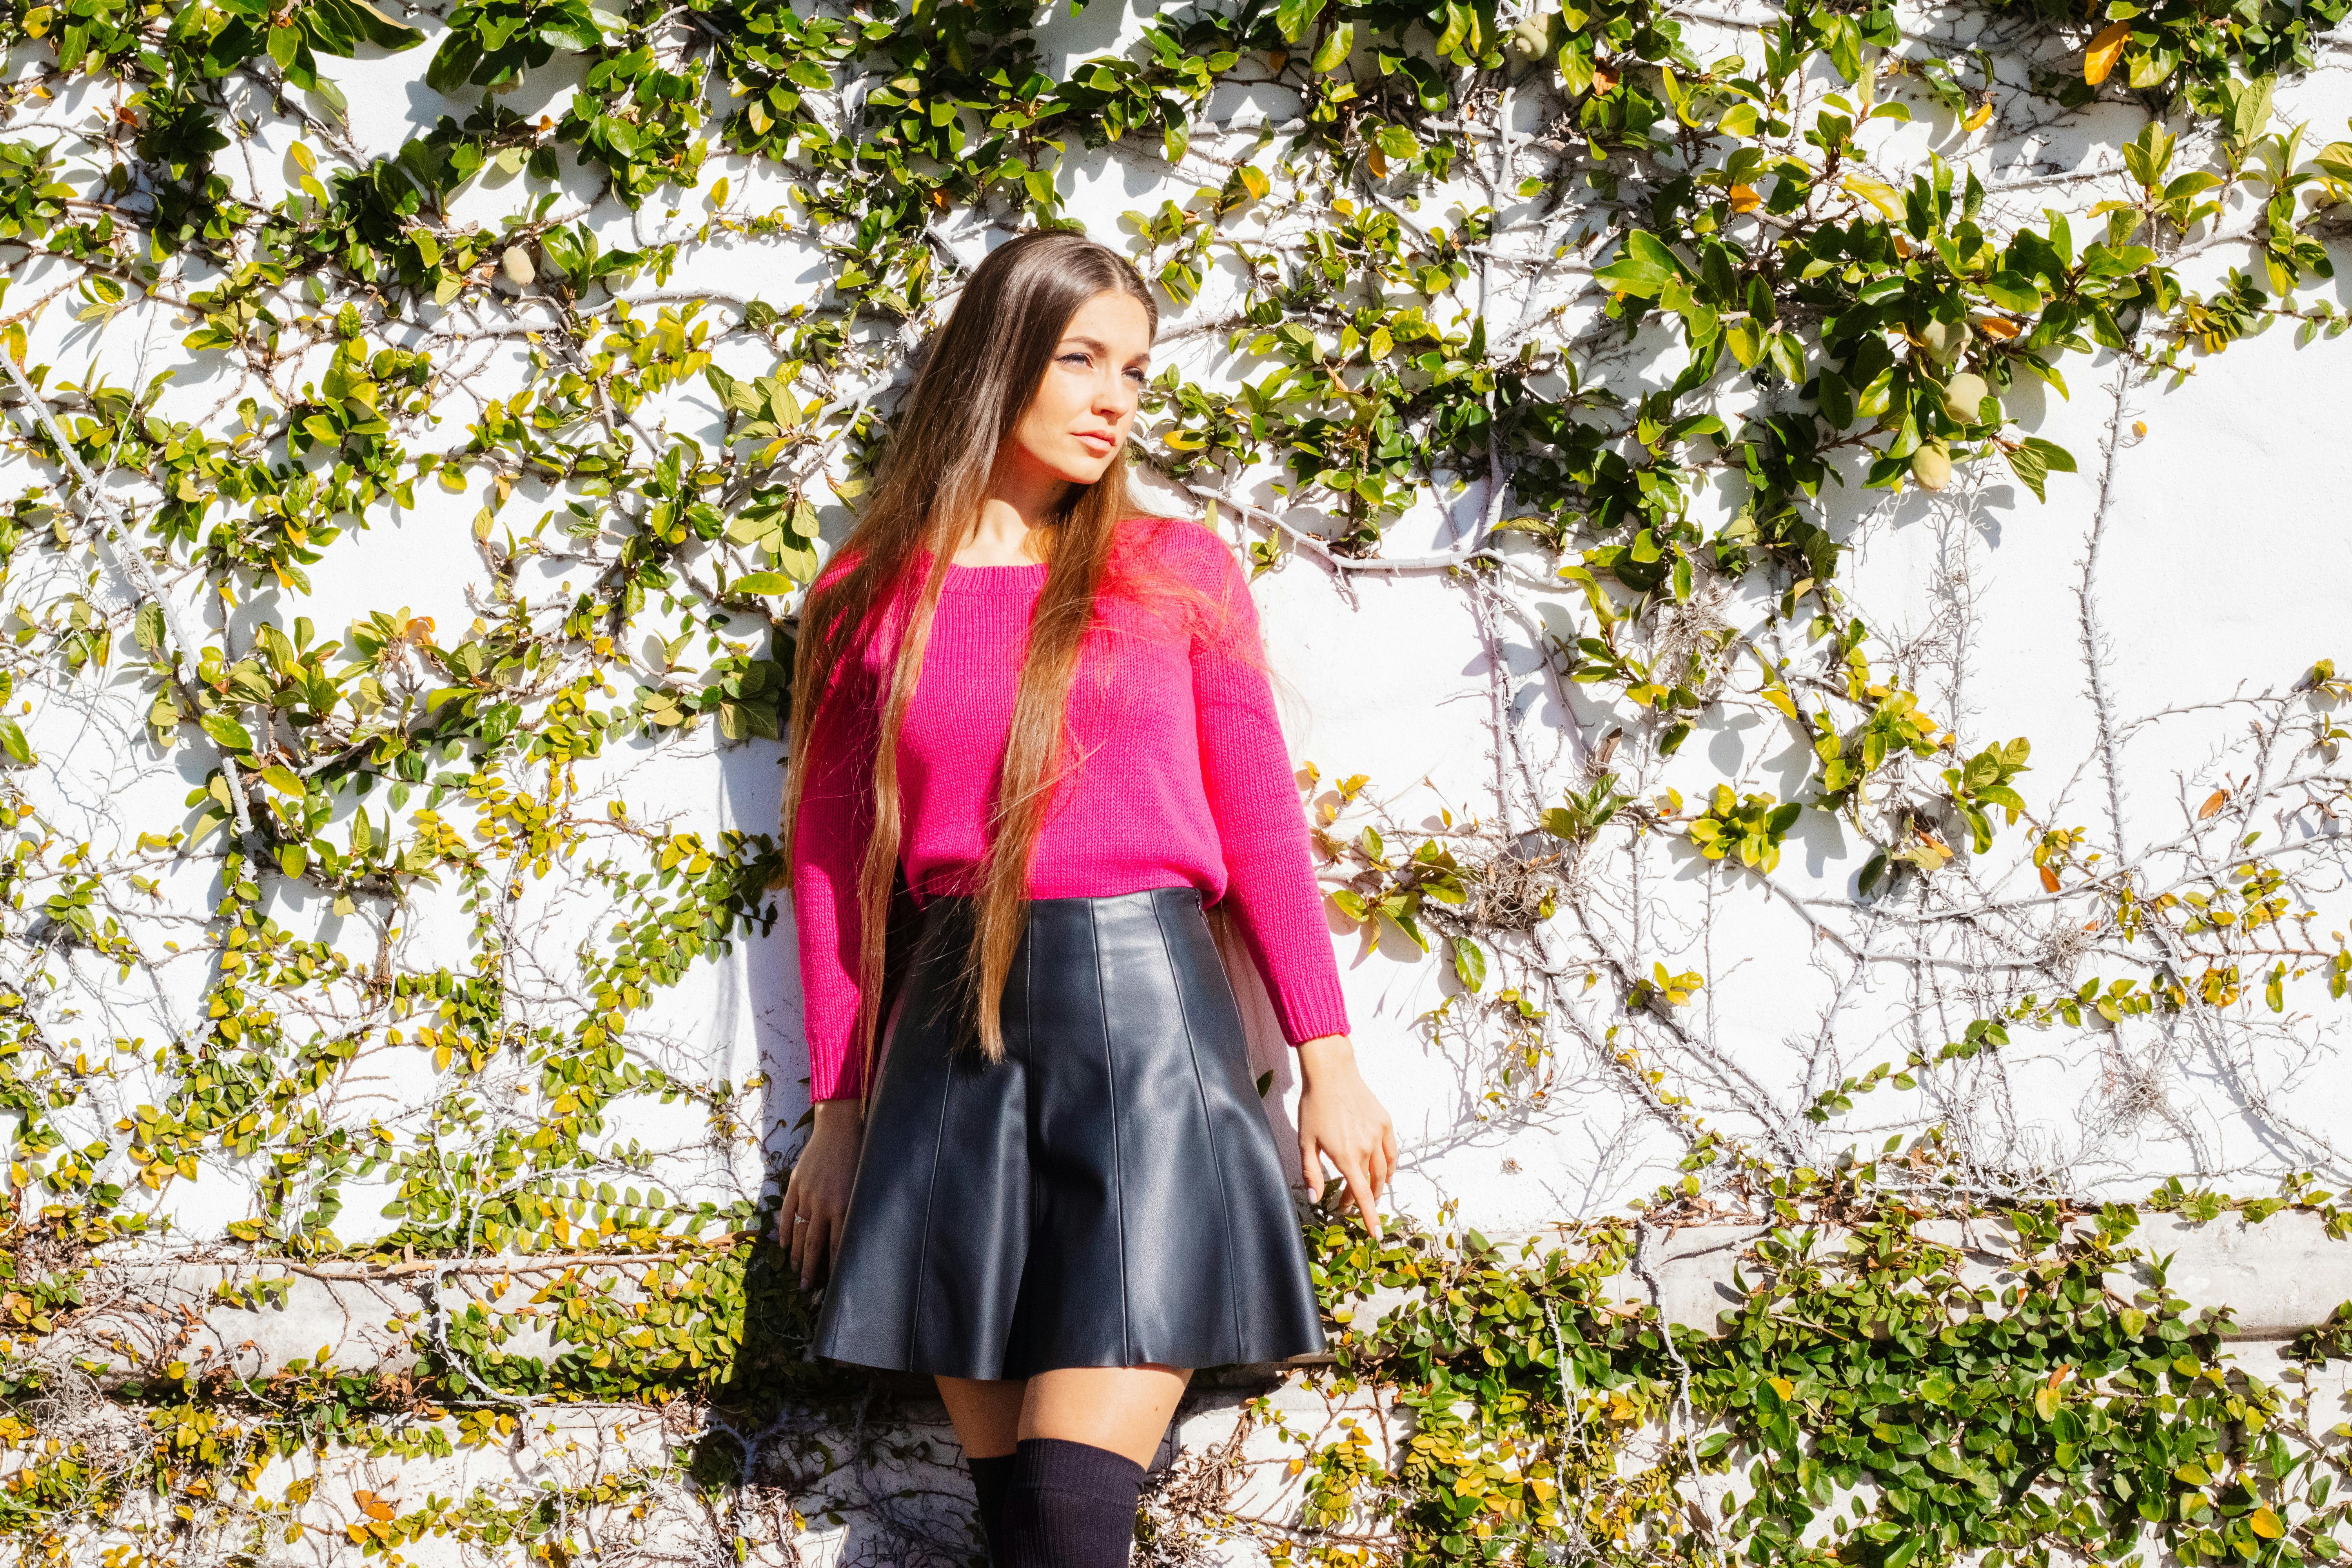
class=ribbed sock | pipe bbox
[967,1450,1018,1566]
[998,1435,1147,1567]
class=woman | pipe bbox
[774,229,1396,1568]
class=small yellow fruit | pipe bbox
[1942,372,1989,423]
[1508,15,1553,59]
[501,246,535,287]
[1911,443,1953,491]
[1916,319,1970,362]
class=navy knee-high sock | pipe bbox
[967,1451,1018,1565]
[998,1436,1147,1567]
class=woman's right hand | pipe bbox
[780,1097,865,1290]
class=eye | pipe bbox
[1124,365,1148,385]
[1058,350,1091,367]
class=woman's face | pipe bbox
[1005,288,1154,488]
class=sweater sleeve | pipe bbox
[789,631,880,1102]
[1185,537,1352,1047]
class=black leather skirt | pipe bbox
[810,886,1330,1379]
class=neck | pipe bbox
[954,450,1073,566]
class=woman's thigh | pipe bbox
[935,1373,1024,1457]
[1024,1363,1193,1467]
[935,1365,1192,1467]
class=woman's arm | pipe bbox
[1186,549,1352,1047]
[780,637,880,1288]
[789,657,881,1103]
[1185,536,1394,1236]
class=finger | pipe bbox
[1298,1133,1323,1194]
[1340,1154,1381,1241]
[795,1210,818,1290]
[1336,1152,1374,1241]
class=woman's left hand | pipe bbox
[1293,1034,1396,1241]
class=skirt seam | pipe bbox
[906,1006,957,1372]
[1087,898,1132,1364]
[1151,892,1247,1364]
[1024,916,1040,1375]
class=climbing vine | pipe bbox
[2,0,2351,1559]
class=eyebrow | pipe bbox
[1061,335,1150,363]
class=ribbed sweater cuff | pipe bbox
[809,1055,863,1102]
[1271,977,1351,1047]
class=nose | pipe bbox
[1096,367,1136,419]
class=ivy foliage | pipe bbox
[0,0,2350,1559]
[1305,1167,2352,1566]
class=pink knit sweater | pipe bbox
[788,515,1350,1101]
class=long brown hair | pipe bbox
[779,229,1162,1104]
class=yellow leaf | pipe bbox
[2040,866,2061,893]
[1963,100,1994,132]
[1727,184,1761,212]
[2083,21,2129,85]
[1975,317,2022,341]
[354,1490,396,1522]
[2198,789,2227,820]
[2250,1506,2285,1539]
[1840,175,1903,221]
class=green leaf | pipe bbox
[2003,436,2076,503]
[308,0,424,51]
[1374,122,1420,161]
[1724,318,1764,368]
[1982,271,2043,313]
[1309,20,1354,73]
[200,712,254,753]
[1595,229,1687,298]
[1452,936,1487,992]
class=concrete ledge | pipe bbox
[1298,1210,2352,1358]
[35,1212,2352,1387]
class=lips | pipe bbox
[1074,430,1117,455]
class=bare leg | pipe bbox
[1021,1363,1192,1467]
[936,1374,1028,1459]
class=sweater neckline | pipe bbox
[939,559,1050,595]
